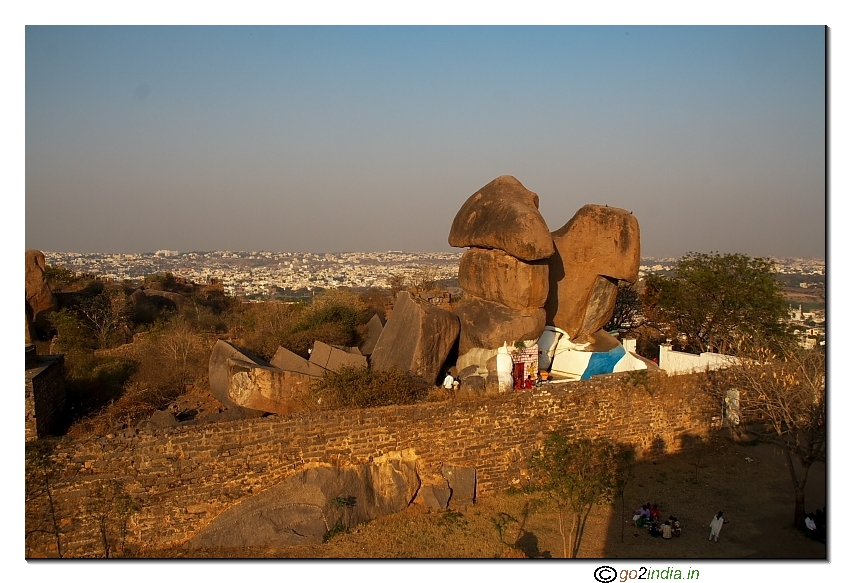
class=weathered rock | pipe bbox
[456,347,498,374]
[148,410,178,429]
[370,292,460,385]
[442,465,477,506]
[359,313,385,357]
[142,289,186,312]
[417,484,452,510]
[25,250,58,339]
[270,346,326,377]
[207,340,268,415]
[457,376,486,396]
[455,296,545,354]
[228,359,315,415]
[449,175,555,261]
[458,248,549,310]
[545,204,640,343]
[309,341,367,371]
[187,454,420,548]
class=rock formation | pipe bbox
[448,177,553,379]
[309,340,367,371]
[187,454,421,548]
[454,296,546,355]
[545,204,640,343]
[449,175,554,261]
[25,249,58,342]
[370,292,460,385]
[359,313,385,357]
[208,341,271,416]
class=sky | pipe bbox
[24,24,826,258]
[6,3,846,581]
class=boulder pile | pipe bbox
[449,176,554,376]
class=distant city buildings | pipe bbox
[42,251,826,308]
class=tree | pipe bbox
[79,287,133,348]
[708,340,824,530]
[606,281,643,332]
[643,252,788,354]
[529,434,617,558]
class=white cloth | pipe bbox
[443,374,455,389]
[709,515,724,540]
[805,517,816,531]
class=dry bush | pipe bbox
[67,317,214,436]
[311,365,431,409]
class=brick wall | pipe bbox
[25,370,719,557]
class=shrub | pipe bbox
[311,366,430,409]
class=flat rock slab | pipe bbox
[187,457,420,548]
[458,248,549,310]
[417,484,452,510]
[359,313,385,356]
[370,292,460,385]
[442,465,477,506]
[309,340,367,371]
[545,204,640,342]
[270,346,326,377]
[455,295,545,355]
[449,175,555,261]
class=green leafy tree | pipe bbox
[643,252,788,354]
[529,434,617,558]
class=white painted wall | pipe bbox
[658,344,740,375]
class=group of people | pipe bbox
[633,503,682,540]
[804,508,826,543]
[516,371,551,390]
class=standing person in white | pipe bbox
[443,373,455,391]
[708,511,727,542]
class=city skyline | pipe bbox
[25,25,826,258]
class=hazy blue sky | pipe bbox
[25,25,825,257]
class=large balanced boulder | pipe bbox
[448,175,555,261]
[370,292,460,385]
[458,248,548,310]
[545,204,640,343]
[187,455,420,548]
[454,295,546,355]
[25,249,58,340]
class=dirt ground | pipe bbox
[137,436,826,559]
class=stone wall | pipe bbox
[25,354,65,441]
[26,370,719,557]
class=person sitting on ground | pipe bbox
[524,375,534,390]
[670,516,682,537]
[635,505,650,528]
[649,521,661,538]
[650,504,661,523]
[662,520,672,540]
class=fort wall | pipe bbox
[26,370,718,557]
